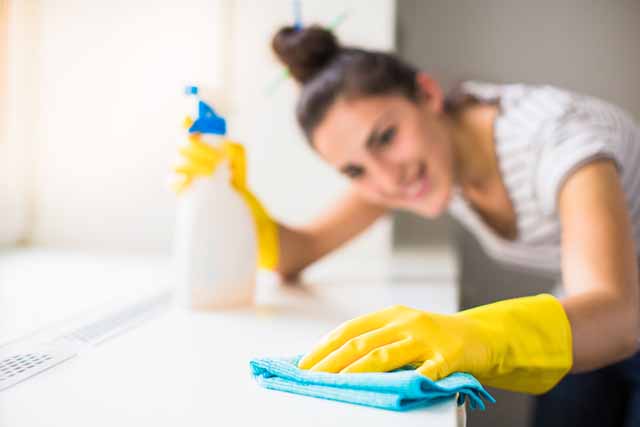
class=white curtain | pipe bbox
[25,0,228,251]
[0,0,34,246]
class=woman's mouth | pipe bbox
[403,164,429,200]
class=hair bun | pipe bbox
[272,25,340,84]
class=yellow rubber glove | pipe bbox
[173,129,279,271]
[298,294,573,395]
[173,134,225,192]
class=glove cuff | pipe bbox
[460,294,573,394]
[247,195,279,270]
[221,141,279,270]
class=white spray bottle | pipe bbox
[173,86,257,310]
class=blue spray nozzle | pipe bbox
[189,100,226,135]
[185,85,199,96]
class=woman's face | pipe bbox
[312,77,456,218]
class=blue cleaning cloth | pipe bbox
[250,356,495,411]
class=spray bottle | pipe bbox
[173,86,257,310]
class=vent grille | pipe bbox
[0,291,171,392]
[0,353,52,381]
[66,292,171,345]
[0,345,76,391]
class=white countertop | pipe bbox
[0,246,462,426]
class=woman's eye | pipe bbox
[377,126,396,147]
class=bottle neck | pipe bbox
[198,133,226,147]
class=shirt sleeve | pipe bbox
[535,112,623,217]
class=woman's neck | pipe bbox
[448,103,501,195]
[446,102,520,241]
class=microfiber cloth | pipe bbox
[249,355,495,411]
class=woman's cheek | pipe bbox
[355,181,388,206]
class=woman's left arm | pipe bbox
[558,158,640,372]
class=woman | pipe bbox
[176,26,640,425]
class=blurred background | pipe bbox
[1,0,392,255]
[1,1,639,425]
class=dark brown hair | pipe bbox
[272,25,421,142]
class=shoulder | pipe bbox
[534,91,638,216]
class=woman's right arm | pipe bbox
[275,186,388,280]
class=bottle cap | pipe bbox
[185,85,199,96]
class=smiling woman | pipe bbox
[271,26,501,220]
[265,23,640,427]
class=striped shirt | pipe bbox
[447,81,640,278]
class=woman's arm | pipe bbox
[275,186,388,279]
[558,159,640,372]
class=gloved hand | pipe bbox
[172,132,279,271]
[298,294,573,394]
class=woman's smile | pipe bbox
[401,163,429,201]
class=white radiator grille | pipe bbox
[0,343,77,391]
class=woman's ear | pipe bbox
[415,73,444,114]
